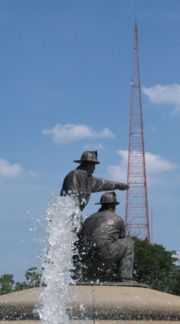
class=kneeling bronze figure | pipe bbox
[80,192,135,283]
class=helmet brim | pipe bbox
[95,202,119,205]
[74,160,100,164]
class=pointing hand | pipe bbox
[118,183,129,190]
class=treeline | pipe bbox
[99,238,180,296]
[0,240,180,296]
[0,267,41,295]
[133,238,180,296]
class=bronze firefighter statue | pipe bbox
[80,192,135,283]
[60,151,129,211]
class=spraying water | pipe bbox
[37,195,82,324]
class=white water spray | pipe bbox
[37,195,82,324]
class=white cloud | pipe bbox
[143,84,180,112]
[107,150,128,182]
[107,150,175,183]
[0,159,38,178]
[172,252,180,260]
[172,252,180,264]
[0,159,23,178]
[145,152,175,173]
[42,124,115,143]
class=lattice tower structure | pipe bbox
[125,22,150,242]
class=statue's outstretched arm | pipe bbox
[92,176,129,192]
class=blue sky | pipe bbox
[0,0,180,280]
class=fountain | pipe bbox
[0,190,180,323]
[38,195,82,323]
[0,151,180,323]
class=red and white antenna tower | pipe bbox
[125,21,150,242]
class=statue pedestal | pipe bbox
[0,284,180,323]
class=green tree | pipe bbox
[14,281,28,291]
[24,267,41,288]
[0,274,14,294]
[133,238,178,294]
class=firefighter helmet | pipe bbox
[74,151,100,164]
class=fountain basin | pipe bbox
[0,284,180,321]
